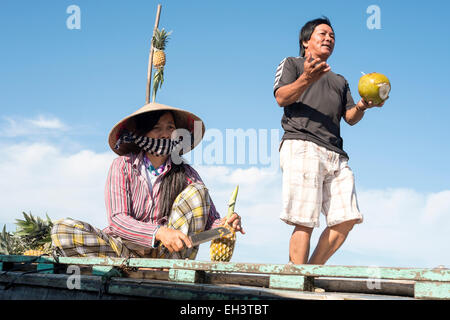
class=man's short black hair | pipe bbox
[299,16,333,57]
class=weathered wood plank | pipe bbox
[124,269,169,281]
[119,270,415,297]
[414,281,450,300]
[92,266,115,276]
[1,255,448,283]
[124,269,269,287]
[37,263,54,274]
[205,272,270,288]
[0,262,418,298]
[314,277,414,297]
[168,269,202,283]
[166,261,450,282]
[0,271,415,300]
[269,275,314,291]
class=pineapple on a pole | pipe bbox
[151,28,172,102]
[210,186,239,262]
[152,28,171,68]
[146,4,162,104]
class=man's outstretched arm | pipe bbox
[344,99,386,126]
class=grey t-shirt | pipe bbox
[273,56,355,159]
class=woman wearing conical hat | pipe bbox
[51,103,244,259]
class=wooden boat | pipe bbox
[0,254,448,300]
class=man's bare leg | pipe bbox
[289,225,314,264]
[307,219,357,265]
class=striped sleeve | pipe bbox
[184,164,222,230]
[273,57,297,96]
[104,156,158,248]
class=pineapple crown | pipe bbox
[15,212,52,235]
[14,212,53,247]
[0,212,54,255]
[152,28,172,50]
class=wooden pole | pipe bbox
[146,4,162,104]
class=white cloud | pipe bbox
[1,141,448,268]
[329,188,450,268]
[423,190,450,224]
[194,167,450,268]
[27,115,66,130]
[0,142,114,229]
[0,115,68,137]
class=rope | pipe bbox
[97,256,135,298]
[98,267,122,298]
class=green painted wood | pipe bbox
[269,274,313,291]
[0,255,128,267]
[168,269,199,283]
[1,270,417,300]
[92,266,115,276]
[175,261,450,283]
[0,255,36,263]
[0,262,3,271]
[1,255,449,283]
[414,281,450,300]
[37,263,54,274]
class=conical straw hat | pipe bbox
[108,102,205,156]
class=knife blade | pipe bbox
[189,227,231,246]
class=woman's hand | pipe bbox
[225,212,245,234]
[155,226,193,253]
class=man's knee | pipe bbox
[294,223,314,234]
[332,219,358,234]
[291,224,314,243]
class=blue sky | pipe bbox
[1,0,449,268]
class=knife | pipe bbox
[189,227,231,246]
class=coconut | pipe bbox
[358,72,391,105]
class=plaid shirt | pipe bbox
[103,151,222,248]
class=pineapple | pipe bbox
[23,249,47,256]
[210,186,239,262]
[152,28,172,68]
[153,50,166,69]
[151,28,172,103]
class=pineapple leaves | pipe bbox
[152,68,164,103]
[151,28,172,50]
[1,212,54,255]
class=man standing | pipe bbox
[273,17,385,265]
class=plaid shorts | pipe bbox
[51,182,210,260]
[280,139,363,228]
